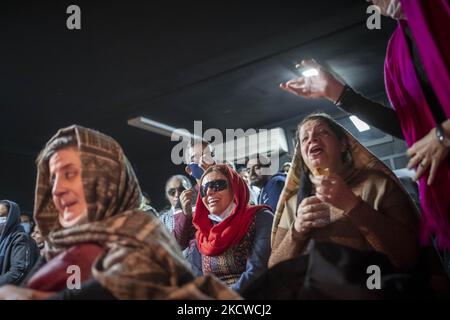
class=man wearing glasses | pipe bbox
[161,139,218,259]
[159,175,194,257]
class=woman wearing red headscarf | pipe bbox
[190,164,274,293]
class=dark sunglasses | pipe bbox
[200,179,228,197]
[166,186,186,197]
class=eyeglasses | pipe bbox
[200,179,228,197]
[166,186,186,197]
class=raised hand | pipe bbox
[279,59,345,103]
[180,189,195,217]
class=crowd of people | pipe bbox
[0,0,449,299]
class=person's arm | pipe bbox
[0,234,35,286]
[231,210,273,293]
[188,242,203,278]
[336,86,404,140]
[268,225,310,268]
[264,177,285,213]
[19,255,47,287]
[280,59,404,140]
[173,211,196,250]
[344,176,420,269]
[269,195,329,268]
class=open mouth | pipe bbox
[208,198,219,206]
[61,201,77,211]
[309,145,323,156]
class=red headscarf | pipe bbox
[193,164,269,256]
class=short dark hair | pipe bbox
[189,139,215,157]
[245,153,271,167]
[189,138,209,149]
[37,135,78,164]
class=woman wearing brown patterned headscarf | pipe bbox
[269,113,420,269]
[0,125,238,300]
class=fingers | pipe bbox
[300,202,329,213]
[297,196,325,217]
[279,78,305,89]
[301,219,328,231]
[413,158,429,181]
[302,210,330,223]
[181,197,191,209]
[300,195,322,206]
[310,174,337,187]
[180,190,193,212]
[427,159,437,186]
[280,78,309,97]
[407,151,430,182]
[406,144,417,157]
[180,189,194,199]
[315,186,334,198]
[406,136,427,157]
[310,175,337,202]
[315,192,327,204]
[285,78,305,88]
[280,84,302,96]
[407,152,421,170]
[297,210,330,232]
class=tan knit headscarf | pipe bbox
[271,114,416,245]
[34,125,239,300]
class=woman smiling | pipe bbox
[0,125,238,300]
[190,164,273,293]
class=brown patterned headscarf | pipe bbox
[34,125,239,300]
[271,114,416,245]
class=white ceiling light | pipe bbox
[349,115,370,132]
[128,116,202,140]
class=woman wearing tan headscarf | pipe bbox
[269,113,420,270]
[0,125,238,299]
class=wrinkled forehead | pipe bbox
[48,148,81,173]
[299,119,329,137]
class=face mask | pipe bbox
[186,162,204,180]
[21,222,31,234]
[0,217,6,234]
